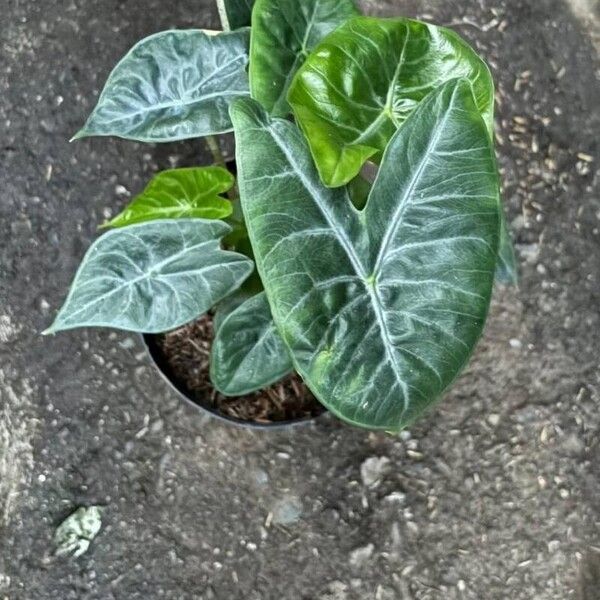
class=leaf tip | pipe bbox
[229,96,265,128]
[495,272,519,287]
[42,314,68,335]
[70,129,89,143]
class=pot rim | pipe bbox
[140,332,327,430]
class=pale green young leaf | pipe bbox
[103,167,234,228]
[249,0,359,116]
[288,16,494,186]
[232,80,500,431]
[74,29,251,142]
[211,292,292,395]
[44,220,253,334]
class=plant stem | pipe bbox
[206,0,232,164]
[215,0,231,32]
[205,135,226,167]
[205,135,239,202]
[206,0,230,168]
[210,0,241,206]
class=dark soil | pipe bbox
[158,315,325,424]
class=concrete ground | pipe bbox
[1,0,599,598]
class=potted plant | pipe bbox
[44,0,517,431]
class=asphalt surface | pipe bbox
[1,0,599,598]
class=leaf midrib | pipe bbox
[265,121,411,412]
[372,95,452,275]
[266,123,368,280]
[57,237,221,325]
[268,89,459,421]
[348,23,410,147]
[97,89,251,127]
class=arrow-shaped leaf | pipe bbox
[45,220,253,334]
[232,79,500,431]
[288,16,494,187]
[249,0,359,116]
[211,292,293,395]
[103,167,234,228]
[74,29,251,142]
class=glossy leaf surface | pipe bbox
[249,0,359,115]
[75,29,250,142]
[288,16,494,186]
[232,80,500,430]
[45,220,253,334]
[103,167,234,228]
[211,292,292,395]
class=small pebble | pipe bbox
[271,495,303,525]
[115,184,130,197]
[488,414,501,427]
[349,543,374,567]
[360,456,391,487]
[548,540,560,553]
[384,491,406,504]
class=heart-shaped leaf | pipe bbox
[232,79,500,431]
[74,29,251,142]
[103,167,234,228]
[211,292,292,395]
[288,16,494,187]
[44,220,253,334]
[249,0,359,116]
[218,0,256,29]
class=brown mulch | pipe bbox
[158,315,325,424]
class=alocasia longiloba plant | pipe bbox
[45,0,517,431]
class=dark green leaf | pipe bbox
[495,213,519,285]
[232,80,500,431]
[103,167,234,228]
[288,16,494,186]
[211,292,292,395]
[212,264,265,331]
[249,0,359,116]
[44,220,253,334]
[220,0,256,29]
[347,173,372,210]
[74,29,250,142]
[213,290,253,331]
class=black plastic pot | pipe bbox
[141,333,326,430]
